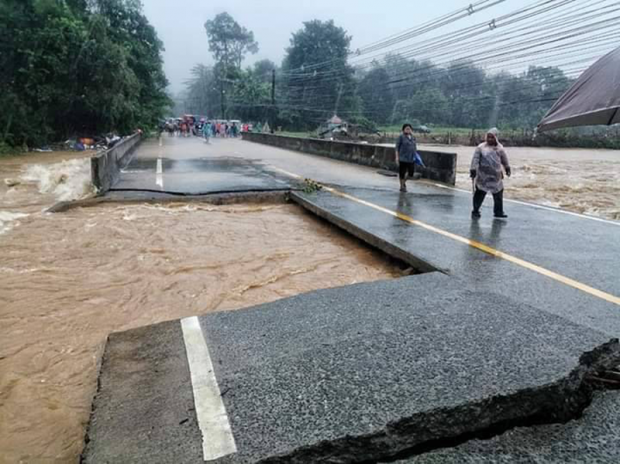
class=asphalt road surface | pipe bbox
[84,135,620,463]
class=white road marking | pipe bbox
[431,183,620,226]
[270,166,302,179]
[156,158,164,190]
[271,165,620,305]
[181,316,237,461]
[268,165,618,227]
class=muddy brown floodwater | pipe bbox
[0,150,400,463]
[425,144,620,220]
[1,142,618,462]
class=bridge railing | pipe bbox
[91,133,141,194]
[242,132,457,185]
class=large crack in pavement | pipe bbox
[260,339,620,464]
[81,264,619,464]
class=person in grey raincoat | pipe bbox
[470,128,511,219]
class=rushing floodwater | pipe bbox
[435,144,620,220]
[0,143,618,462]
[0,153,399,463]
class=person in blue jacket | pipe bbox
[202,121,212,143]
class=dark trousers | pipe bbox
[473,188,504,216]
[399,162,415,180]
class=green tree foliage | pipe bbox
[203,12,259,118]
[362,58,572,131]
[0,0,170,148]
[182,63,272,122]
[229,68,272,122]
[180,14,572,133]
[204,13,259,71]
[182,64,219,116]
[253,59,277,84]
[280,20,359,129]
[358,67,394,124]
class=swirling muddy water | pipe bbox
[0,153,400,462]
[442,145,620,220]
[1,144,618,462]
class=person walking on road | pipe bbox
[395,123,417,193]
[470,128,511,219]
[202,121,211,143]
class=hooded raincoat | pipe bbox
[471,129,511,194]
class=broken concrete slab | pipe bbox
[82,321,204,464]
[113,155,291,194]
[290,189,620,339]
[397,390,620,463]
[291,191,439,273]
[82,273,617,463]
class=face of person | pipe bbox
[486,133,498,146]
[404,126,413,136]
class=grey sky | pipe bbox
[143,0,533,94]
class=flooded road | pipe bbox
[1,141,618,462]
[0,154,399,463]
[426,145,620,220]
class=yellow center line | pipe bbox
[272,166,620,306]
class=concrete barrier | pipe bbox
[91,133,141,193]
[243,132,457,185]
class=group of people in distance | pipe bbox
[395,124,511,219]
[163,118,251,140]
[200,121,256,143]
[200,121,240,141]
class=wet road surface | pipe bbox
[83,136,620,462]
[118,135,620,319]
[115,137,291,194]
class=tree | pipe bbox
[183,64,219,116]
[253,59,276,84]
[358,67,394,124]
[0,0,170,148]
[398,88,449,126]
[204,13,259,71]
[229,69,272,122]
[204,12,259,118]
[281,20,358,129]
[94,0,170,130]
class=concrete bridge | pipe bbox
[82,135,620,463]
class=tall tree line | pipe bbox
[184,13,572,131]
[179,12,273,122]
[0,0,169,149]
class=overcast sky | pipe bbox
[142,0,531,94]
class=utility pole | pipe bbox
[271,69,276,105]
[220,78,225,119]
[271,69,276,133]
[334,82,344,117]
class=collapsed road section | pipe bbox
[82,273,619,463]
[76,136,620,463]
[397,390,620,463]
[0,194,408,463]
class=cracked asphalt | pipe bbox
[83,136,620,463]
